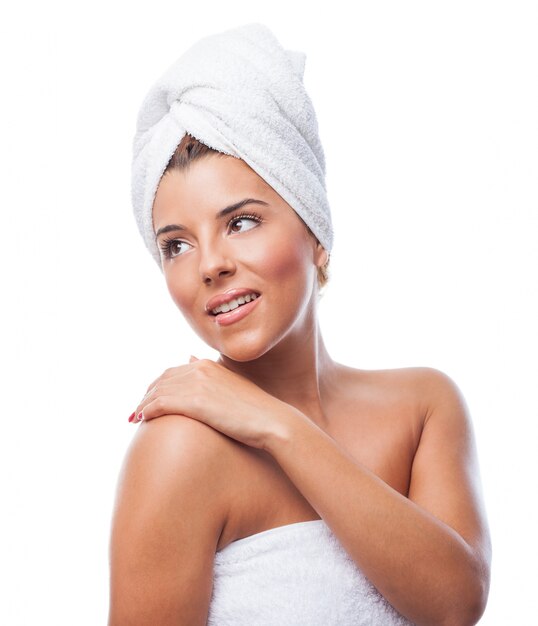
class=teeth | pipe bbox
[211,292,258,315]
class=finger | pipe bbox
[142,385,157,401]
[135,376,187,415]
[143,359,199,394]
[144,376,162,395]
[143,370,175,395]
[143,366,181,394]
[133,387,159,422]
[140,395,186,423]
[133,383,190,423]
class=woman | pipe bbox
[108,24,491,626]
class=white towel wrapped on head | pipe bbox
[131,22,334,269]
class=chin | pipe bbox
[190,308,301,362]
[216,341,269,363]
[222,352,260,363]
[209,330,281,362]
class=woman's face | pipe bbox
[152,154,328,361]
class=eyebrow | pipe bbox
[154,198,269,240]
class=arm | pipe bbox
[263,368,491,626]
[108,415,229,626]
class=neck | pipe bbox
[217,318,339,429]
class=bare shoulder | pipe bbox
[378,365,475,432]
[338,362,464,421]
[119,414,235,522]
[115,413,237,546]
[341,362,454,384]
[389,367,492,569]
[127,413,234,481]
[108,415,235,625]
[343,363,491,563]
[330,364,480,483]
[395,365,469,406]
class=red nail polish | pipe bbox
[128,411,135,422]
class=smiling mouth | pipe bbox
[209,292,261,316]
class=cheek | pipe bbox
[246,236,311,288]
[164,270,196,314]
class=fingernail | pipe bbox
[128,411,135,422]
[137,411,144,422]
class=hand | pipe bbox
[128,356,291,450]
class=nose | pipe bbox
[198,238,236,285]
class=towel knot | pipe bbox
[131,22,334,268]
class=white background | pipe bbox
[1,1,536,624]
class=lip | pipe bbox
[212,293,261,327]
[205,288,261,315]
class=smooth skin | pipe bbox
[108,154,491,625]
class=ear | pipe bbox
[314,242,329,268]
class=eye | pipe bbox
[227,212,263,234]
[159,237,192,259]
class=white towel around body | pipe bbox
[207,519,416,626]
